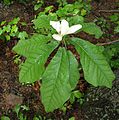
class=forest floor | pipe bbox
[0,0,119,120]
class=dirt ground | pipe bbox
[79,69,119,120]
[0,0,119,119]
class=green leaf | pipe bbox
[69,117,75,120]
[114,25,119,33]
[13,104,21,116]
[64,4,74,12]
[34,3,42,11]
[44,6,53,13]
[3,0,11,5]
[70,38,115,88]
[81,9,87,16]
[3,25,11,33]
[109,14,118,22]
[6,35,10,41]
[73,90,82,98]
[67,51,79,89]
[33,14,57,30]
[1,20,6,26]
[41,48,80,112]
[11,25,18,33]
[8,17,20,25]
[82,22,103,38]
[1,116,10,120]
[19,42,58,83]
[33,15,50,29]
[13,34,59,83]
[41,48,71,112]
[33,117,40,120]
[18,31,28,40]
[13,34,51,57]
[68,16,84,25]
[56,8,67,17]
[70,93,75,104]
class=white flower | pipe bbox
[50,19,82,41]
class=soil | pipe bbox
[0,0,119,120]
[79,69,119,120]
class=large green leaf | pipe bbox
[19,42,58,83]
[67,51,80,89]
[41,48,80,112]
[82,22,103,38]
[41,48,71,112]
[13,34,51,57]
[70,38,115,88]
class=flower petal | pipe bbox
[67,24,82,34]
[50,21,61,33]
[61,19,69,35]
[52,34,62,41]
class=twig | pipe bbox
[96,40,119,46]
[98,10,119,13]
[27,23,33,26]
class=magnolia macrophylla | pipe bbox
[50,19,82,41]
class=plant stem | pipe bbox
[96,40,119,46]
[98,10,119,13]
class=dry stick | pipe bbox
[97,40,119,46]
[98,10,119,13]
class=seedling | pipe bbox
[13,18,115,112]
